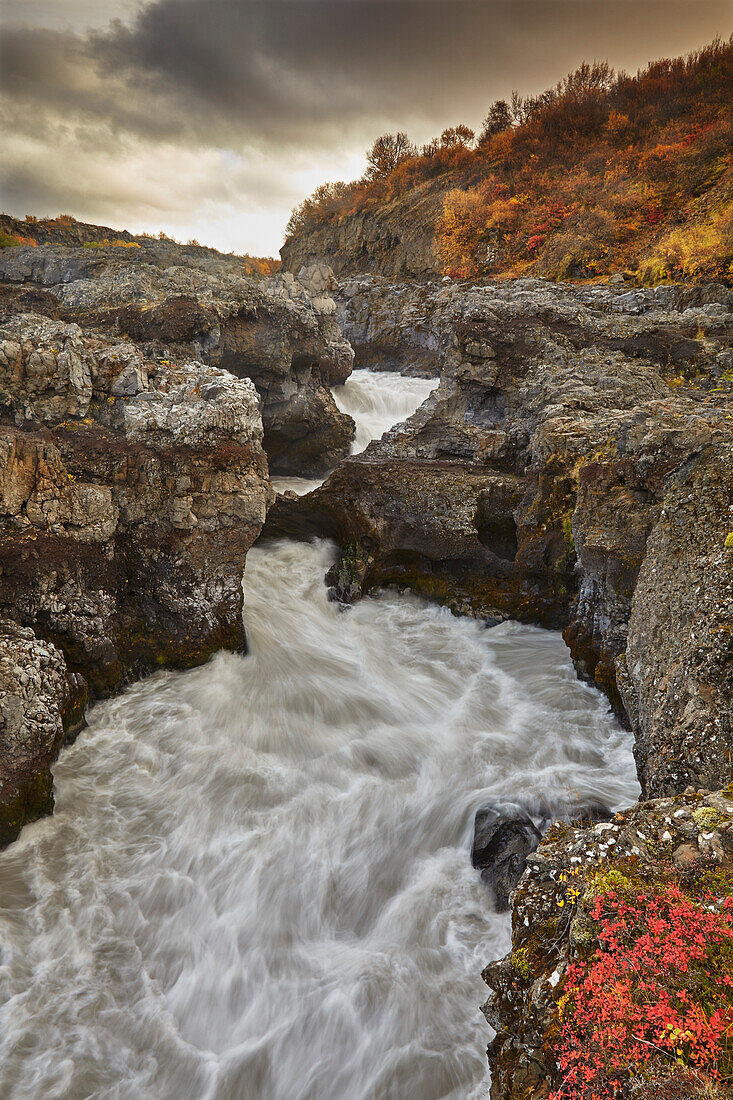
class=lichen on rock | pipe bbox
[0,307,273,843]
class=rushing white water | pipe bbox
[0,371,639,1100]
[0,541,638,1100]
[270,368,437,496]
[334,369,437,455]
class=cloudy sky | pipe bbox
[1,1,730,256]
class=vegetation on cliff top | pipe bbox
[285,37,733,283]
[0,214,281,276]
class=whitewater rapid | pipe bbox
[270,368,437,495]
[0,370,639,1100]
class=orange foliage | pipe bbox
[286,36,733,284]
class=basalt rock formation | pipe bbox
[280,181,445,281]
[0,620,86,845]
[0,309,271,842]
[264,275,733,799]
[472,806,543,913]
[0,244,355,476]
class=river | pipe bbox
[0,371,639,1100]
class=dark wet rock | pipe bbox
[325,547,373,604]
[0,619,86,846]
[471,806,542,911]
[471,801,613,911]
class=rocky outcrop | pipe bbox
[264,275,733,797]
[471,802,612,913]
[472,807,543,912]
[0,310,272,841]
[0,213,278,278]
[336,274,446,375]
[0,245,355,476]
[280,181,445,280]
[0,620,86,846]
[619,444,733,798]
[482,786,733,1099]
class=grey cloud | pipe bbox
[5,1,732,150]
[91,0,733,140]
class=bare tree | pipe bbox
[440,124,476,148]
[364,132,416,179]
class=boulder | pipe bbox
[471,806,542,911]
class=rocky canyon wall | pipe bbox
[0,243,357,844]
[267,274,733,799]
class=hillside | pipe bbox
[281,37,733,283]
[0,214,280,278]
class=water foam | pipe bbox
[0,540,637,1099]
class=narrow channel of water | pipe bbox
[0,368,639,1100]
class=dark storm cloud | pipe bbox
[4,0,732,149]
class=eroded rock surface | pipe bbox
[0,310,272,841]
[265,275,733,797]
[280,186,445,281]
[0,620,86,845]
[0,246,354,476]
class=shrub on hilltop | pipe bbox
[285,36,733,283]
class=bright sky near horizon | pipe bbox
[1,0,730,256]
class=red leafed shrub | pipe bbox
[550,885,733,1100]
[643,204,665,226]
[527,234,546,251]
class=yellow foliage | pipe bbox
[436,187,490,276]
[639,206,733,283]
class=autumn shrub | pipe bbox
[82,239,141,249]
[0,230,38,249]
[607,111,634,148]
[244,255,281,276]
[436,186,491,276]
[549,884,733,1100]
[638,207,733,283]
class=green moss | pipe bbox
[511,947,533,981]
[583,867,632,903]
[724,531,733,550]
[569,915,597,950]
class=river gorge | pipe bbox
[0,375,638,1100]
[0,233,731,1100]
